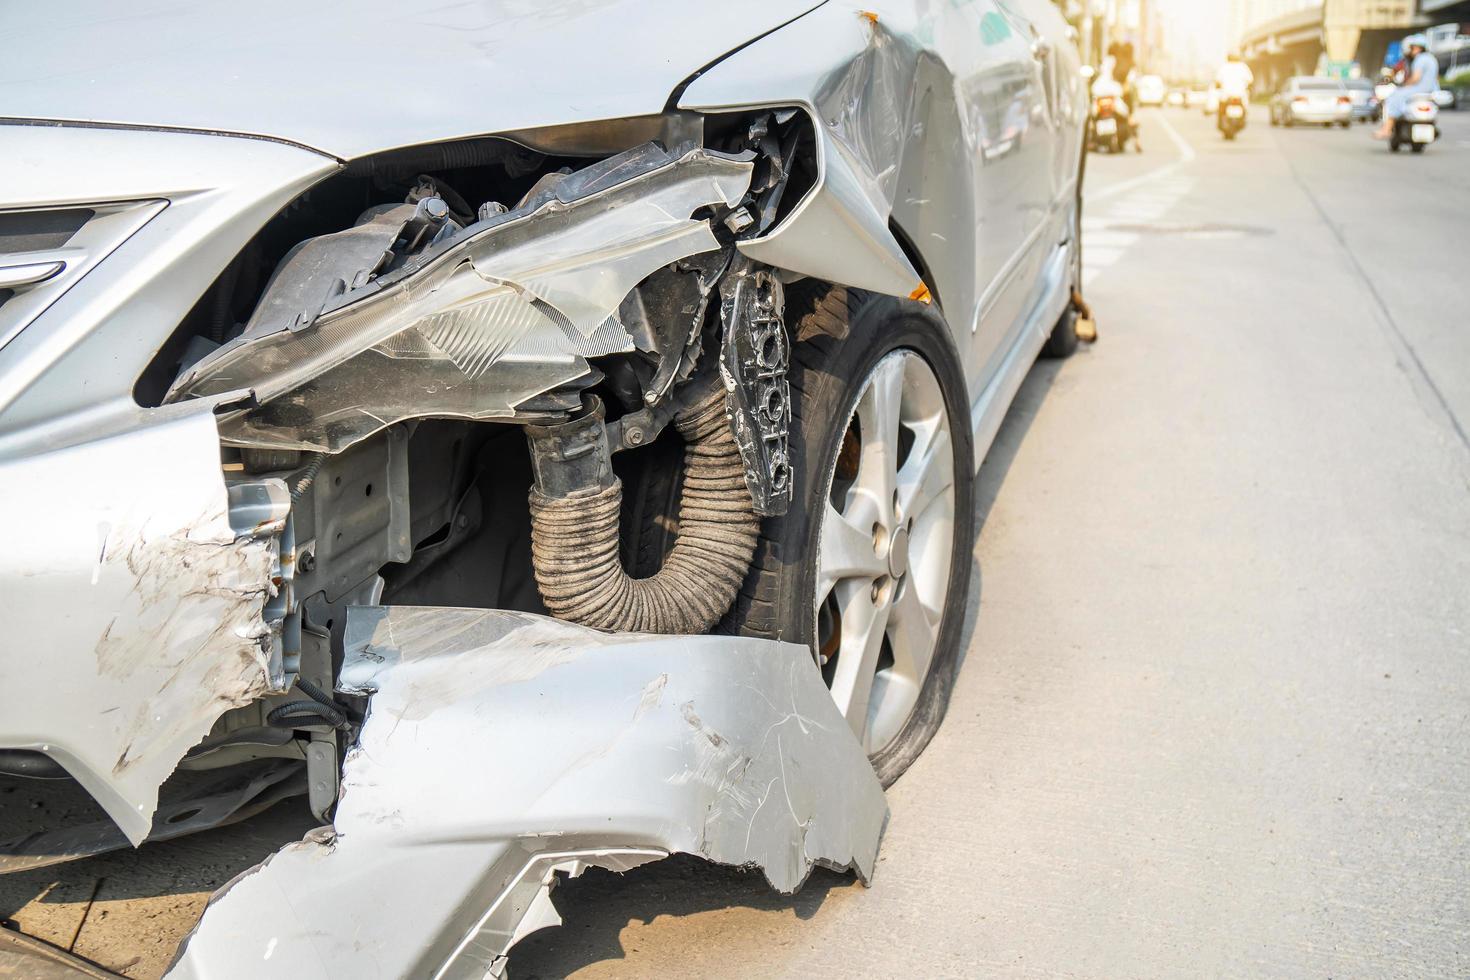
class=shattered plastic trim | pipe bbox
[0,407,289,844]
[170,607,888,979]
[168,146,754,454]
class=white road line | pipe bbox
[1084,176,1197,287]
[1089,111,1196,204]
[1083,113,1200,286]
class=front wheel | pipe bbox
[1411,142,1426,153]
[727,294,974,785]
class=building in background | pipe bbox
[1063,0,1162,74]
[1233,0,1448,86]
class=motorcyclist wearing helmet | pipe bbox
[1374,35,1439,139]
[1215,53,1254,128]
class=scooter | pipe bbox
[1088,78,1139,154]
[1389,94,1439,153]
[1218,95,1247,140]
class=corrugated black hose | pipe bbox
[526,386,759,634]
[266,678,355,732]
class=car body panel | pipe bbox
[0,125,339,442]
[1272,78,1351,124]
[168,607,888,979]
[681,0,1083,407]
[0,0,822,159]
[0,405,292,844]
[0,0,1085,954]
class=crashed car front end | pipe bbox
[0,53,915,978]
[0,0,1068,968]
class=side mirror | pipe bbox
[1432,89,1454,107]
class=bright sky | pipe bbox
[1153,0,1231,75]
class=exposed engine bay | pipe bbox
[118,114,822,827]
[0,0,1094,970]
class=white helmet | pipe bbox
[1404,34,1429,51]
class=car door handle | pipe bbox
[0,259,65,290]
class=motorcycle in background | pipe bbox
[1388,93,1440,153]
[1218,95,1247,140]
[1089,77,1139,154]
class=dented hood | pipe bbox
[0,0,821,159]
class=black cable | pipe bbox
[266,678,357,731]
[297,677,362,723]
[266,700,348,731]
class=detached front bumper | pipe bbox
[170,607,888,979]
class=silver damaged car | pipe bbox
[0,0,1087,974]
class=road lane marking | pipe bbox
[1088,111,1196,205]
[1083,171,1197,286]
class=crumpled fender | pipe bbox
[679,3,925,299]
[0,406,291,844]
[169,606,888,979]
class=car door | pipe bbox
[938,0,1058,382]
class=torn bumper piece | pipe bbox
[170,607,888,979]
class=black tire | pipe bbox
[1411,142,1426,153]
[1390,138,1402,152]
[725,292,975,786]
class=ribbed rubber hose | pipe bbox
[528,390,759,633]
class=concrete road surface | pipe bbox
[5,106,1470,978]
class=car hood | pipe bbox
[0,0,820,159]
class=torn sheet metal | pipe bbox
[0,407,290,845]
[171,607,888,979]
[168,145,753,454]
[679,9,922,298]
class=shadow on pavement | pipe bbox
[0,351,1074,979]
[510,352,1072,979]
[510,854,850,979]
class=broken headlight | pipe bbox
[167,144,753,453]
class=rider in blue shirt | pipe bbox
[1375,35,1439,139]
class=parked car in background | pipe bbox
[1270,76,1352,127]
[1137,75,1167,107]
[1167,89,1187,108]
[1345,78,1378,122]
[1186,88,1208,108]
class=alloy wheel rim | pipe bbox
[814,349,957,754]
